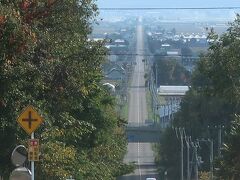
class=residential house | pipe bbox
[105,68,125,80]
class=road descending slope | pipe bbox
[119,19,159,180]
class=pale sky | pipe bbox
[96,0,240,8]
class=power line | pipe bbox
[99,7,240,10]
[84,52,229,58]
[106,53,232,58]
[107,53,201,58]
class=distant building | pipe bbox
[115,39,125,44]
[107,55,118,62]
[157,86,189,97]
[92,38,104,42]
[105,68,125,80]
[166,51,180,56]
[161,43,171,48]
[181,33,207,46]
[157,86,190,128]
[166,49,182,62]
[103,83,116,93]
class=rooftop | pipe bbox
[158,86,190,96]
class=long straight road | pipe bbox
[119,19,159,180]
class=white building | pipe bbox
[157,86,190,128]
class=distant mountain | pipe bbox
[96,0,240,8]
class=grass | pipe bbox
[120,100,129,120]
[158,95,166,104]
[146,90,154,120]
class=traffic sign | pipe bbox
[17,105,43,135]
[28,139,39,162]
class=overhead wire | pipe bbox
[99,7,240,10]
[106,53,201,58]
[96,6,238,58]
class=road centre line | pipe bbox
[137,24,142,180]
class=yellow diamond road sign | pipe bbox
[17,105,43,135]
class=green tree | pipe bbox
[217,116,240,180]
[156,14,240,180]
[155,127,180,180]
[154,58,190,86]
[0,0,129,179]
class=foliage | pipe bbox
[181,46,193,56]
[217,116,240,180]
[199,171,211,180]
[0,0,128,179]
[155,127,180,180]
[153,58,191,86]
[156,14,240,180]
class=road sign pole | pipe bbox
[31,132,34,180]
[17,105,43,180]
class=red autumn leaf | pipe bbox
[0,15,6,24]
[20,0,31,11]
[47,0,56,6]
[9,34,16,45]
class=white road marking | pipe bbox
[137,25,142,180]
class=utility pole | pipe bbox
[209,125,224,157]
[175,128,184,180]
[198,138,214,180]
[184,132,191,180]
[210,139,214,180]
[170,98,173,121]
[191,141,199,180]
[163,105,166,128]
[181,130,184,180]
[194,143,198,180]
[218,125,223,156]
[155,63,158,88]
[168,102,170,122]
[151,71,154,116]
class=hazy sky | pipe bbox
[96,0,240,8]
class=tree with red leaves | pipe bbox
[0,0,129,179]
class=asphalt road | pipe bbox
[119,20,159,180]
